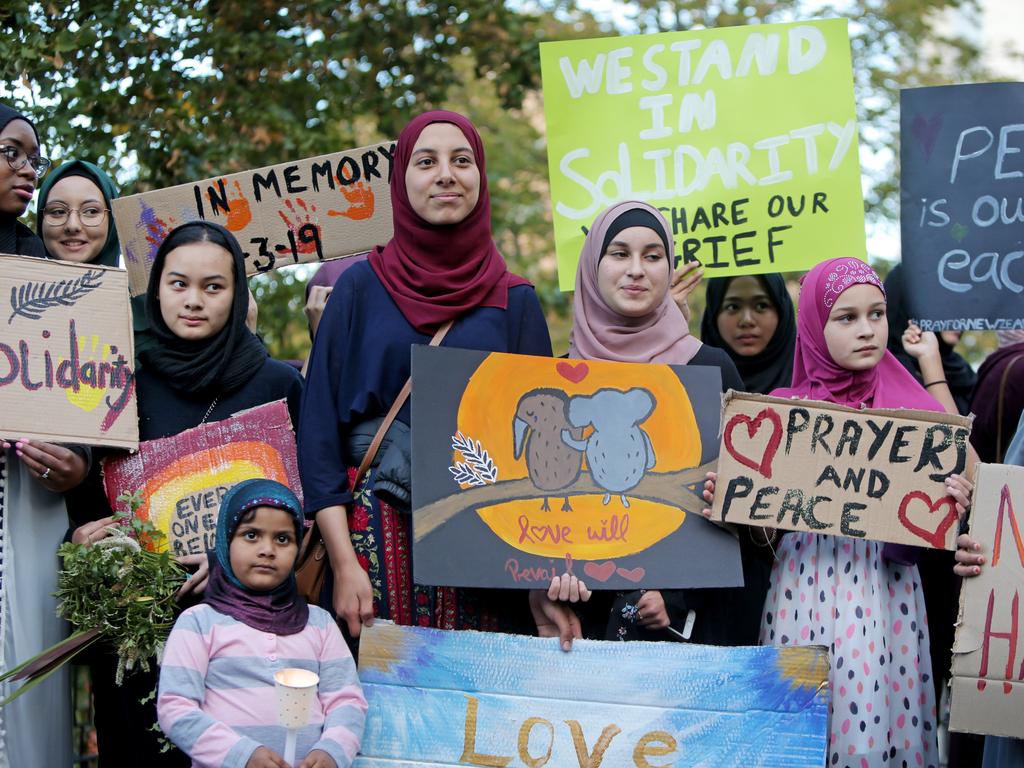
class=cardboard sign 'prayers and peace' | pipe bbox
[111,142,396,295]
[951,463,1024,738]
[102,400,300,556]
[0,255,137,448]
[900,83,1024,332]
[711,392,971,549]
[354,623,830,767]
[411,346,742,591]
[540,18,865,289]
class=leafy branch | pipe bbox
[8,269,105,323]
[449,432,498,487]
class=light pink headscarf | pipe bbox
[568,201,701,364]
[772,257,943,411]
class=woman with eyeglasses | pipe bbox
[0,103,79,767]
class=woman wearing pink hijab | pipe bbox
[707,257,974,768]
[533,201,750,649]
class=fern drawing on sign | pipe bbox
[449,432,498,487]
[8,270,106,323]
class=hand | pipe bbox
[246,746,290,768]
[175,553,210,600]
[945,473,973,520]
[529,589,582,651]
[636,590,671,630]
[3,439,88,492]
[901,321,939,362]
[701,471,717,518]
[71,516,117,546]
[334,560,374,638]
[670,260,703,324]
[954,533,985,578]
[546,573,591,603]
[305,285,333,339]
[298,749,337,768]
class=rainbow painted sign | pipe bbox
[102,400,300,555]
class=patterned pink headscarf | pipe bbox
[772,257,944,411]
[568,201,701,364]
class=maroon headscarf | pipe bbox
[368,110,528,332]
[772,257,943,412]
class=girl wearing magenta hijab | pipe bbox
[704,258,975,768]
[298,111,552,640]
[535,201,747,647]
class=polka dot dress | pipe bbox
[760,532,937,768]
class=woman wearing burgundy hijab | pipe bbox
[298,111,552,641]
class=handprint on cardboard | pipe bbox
[328,182,375,221]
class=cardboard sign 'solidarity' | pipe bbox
[950,463,1024,738]
[900,83,1024,332]
[411,346,742,590]
[540,18,864,289]
[711,392,971,549]
[111,142,397,295]
[0,255,137,448]
[353,622,830,767]
[102,400,300,556]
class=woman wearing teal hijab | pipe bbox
[37,162,174,766]
[36,159,154,359]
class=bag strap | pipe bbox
[352,318,454,489]
[995,353,1024,463]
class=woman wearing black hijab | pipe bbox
[698,272,796,644]
[0,103,87,767]
[84,221,303,767]
[699,273,796,395]
[884,264,975,415]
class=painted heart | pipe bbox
[951,222,969,243]
[723,408,783,479]
[583,560,616,582]
[556,361,589,384]
[910,112,943,161]
[897,491,958,549]
[616,566,645,583]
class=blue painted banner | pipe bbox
[354,623,830,767]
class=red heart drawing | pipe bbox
[583,560,616,582]
[723,408,783,479]
[616,566,645,583]
[556,361,589,384]
[910,112,943,161]
[897,491,958,549]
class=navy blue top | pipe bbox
[299,261,552,513]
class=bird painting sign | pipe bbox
[411,346,742,590]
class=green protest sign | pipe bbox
[541,19,865,289]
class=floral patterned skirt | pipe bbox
[337,466,526,632]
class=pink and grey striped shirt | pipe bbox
[158,604,366,768]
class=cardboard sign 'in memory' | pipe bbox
[354,622,830,767]
[112,142,396,295]
[711,392,971,549]
[0,255,137,448]
[411,346,742,590]
[102,400,300,555]
[951,463,1024,738]
[540,18,864,289]
[900,83,1024,332]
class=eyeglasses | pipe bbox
[41,205,109,228]
[0,145,51,177]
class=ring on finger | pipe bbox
[41,467,51,480]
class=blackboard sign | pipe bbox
[900,82,1024,332]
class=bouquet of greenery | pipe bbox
[0,491,187,703]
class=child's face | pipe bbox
[228,506,299,592]
[823,283,888,372]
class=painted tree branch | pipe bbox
[414,460,717,542]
